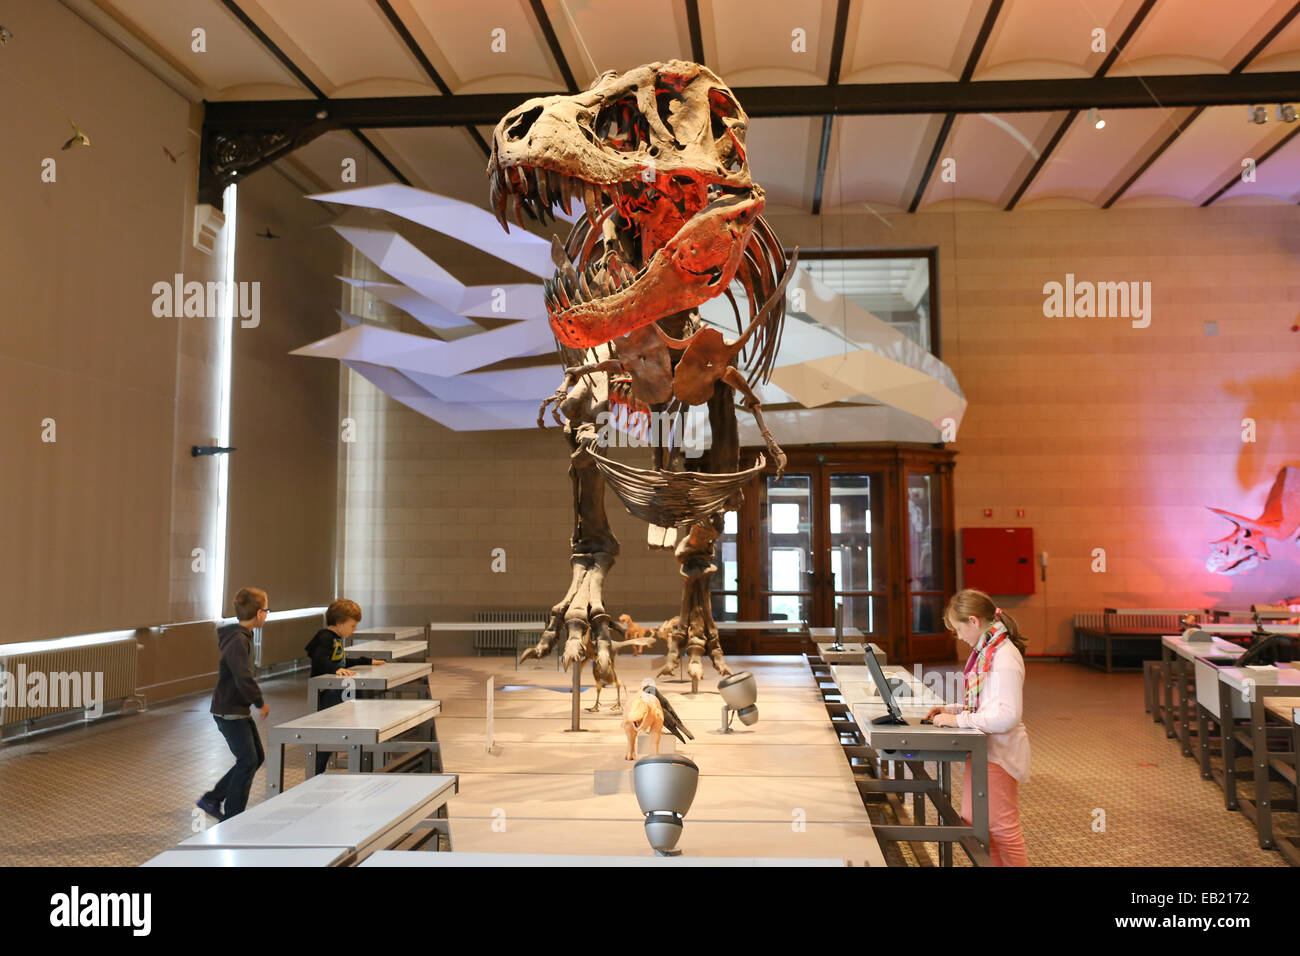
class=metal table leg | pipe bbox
[1250,697,1275,850]
[1218,676,1239,811]
[266,736,285,797]
[1161,645,1177,739]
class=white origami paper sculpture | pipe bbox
[292,186,966,439]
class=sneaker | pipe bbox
[196,797,223,821]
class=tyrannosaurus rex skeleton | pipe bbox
[488,60,794,685]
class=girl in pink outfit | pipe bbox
[924,588,1031,866]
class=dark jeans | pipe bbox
[313,689,345,775]
[204,715,264,817]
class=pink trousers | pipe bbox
[960,759,1029,867]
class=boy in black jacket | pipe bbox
[198,587,270,821]
[304,599,383,774]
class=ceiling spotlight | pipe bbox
[315,109,329,120]
[1248,105,1268,124]
[1279,104,1297,123]
[1088,107,1105,129]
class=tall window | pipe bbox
[795,250,940,357]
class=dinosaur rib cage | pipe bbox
[580,436,765,528]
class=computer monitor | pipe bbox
[832,602,844,652]
[863,645,905,725]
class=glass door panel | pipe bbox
[828,472,890,640]
[907,470,950,658]
[708,509,741,622]
[758,474,813,625]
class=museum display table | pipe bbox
[1249,695,1300,863]
[1196,663,1300,810]
[142,847,350,867]
[826,662,990,867]
[815,642,886,665]
[359,850,844,866]
[352,625,426,641]
[346,639,427,662]
[266,698,442,796]
[1160,634,1245,755]
[307,662,433,710]
[180,774,457,862]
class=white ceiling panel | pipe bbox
[975,0,1128,80]
[707,0,839,86]
[1216,131,1300,203]
[250,0,438,97]
[746,116,821,214]
[821,114,939,212]
[1118,105,1298,204]
[544,0,688,80]
[920,111,1062,209]
[403,0,568,93]
[1019,107,1186,206]
[98,0,308,99]
[1108,0,1287,75]
[1244,3,1300,71]
[841,0,995,83]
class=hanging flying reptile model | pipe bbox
[487,60,796,686]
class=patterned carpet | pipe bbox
[0,659,1292,866]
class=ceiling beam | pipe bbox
[810,0,852,215]
[1104,0,1300,207]
[202,71,1300,129]
[1005,0,1156,210]
[908,0,1003,212]
[529,0,579,93]
[372,0,489,157]
[685,0,705,64]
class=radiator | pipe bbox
[473,610,545,654]
[0,636,138,727]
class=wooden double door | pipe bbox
[710,445,957,665]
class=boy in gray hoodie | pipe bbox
[198,587,270,820]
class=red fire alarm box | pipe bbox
[961,527,1035,595]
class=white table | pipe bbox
[820,661,987,865]
[346,639,426,662]
[1196,663,1300,811]
[267,699,442,796]
[815,642,886,665]
[1160,634,1245,755]
[1197,624,1300,636]
[360,851,844,867]
[354,626,426,641]
[809,626,864,640]
[180,774,458,862]
[307,662,433,710]
[142,847,349,867]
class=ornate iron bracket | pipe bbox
[197,110,329,209]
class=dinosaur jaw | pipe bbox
[546,189,763,349]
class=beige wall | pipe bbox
[0,0,209,643]
[1,0,344,701]
[771,203,1300,654]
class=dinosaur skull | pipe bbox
[488,60,764,348]
[1206,521,1265,575]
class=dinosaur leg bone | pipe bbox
[722,365,786,478]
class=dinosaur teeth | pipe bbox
[582,181,600,226]
[557,173,574,214]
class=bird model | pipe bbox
[622,678,692,760]
[61,119,89,151]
